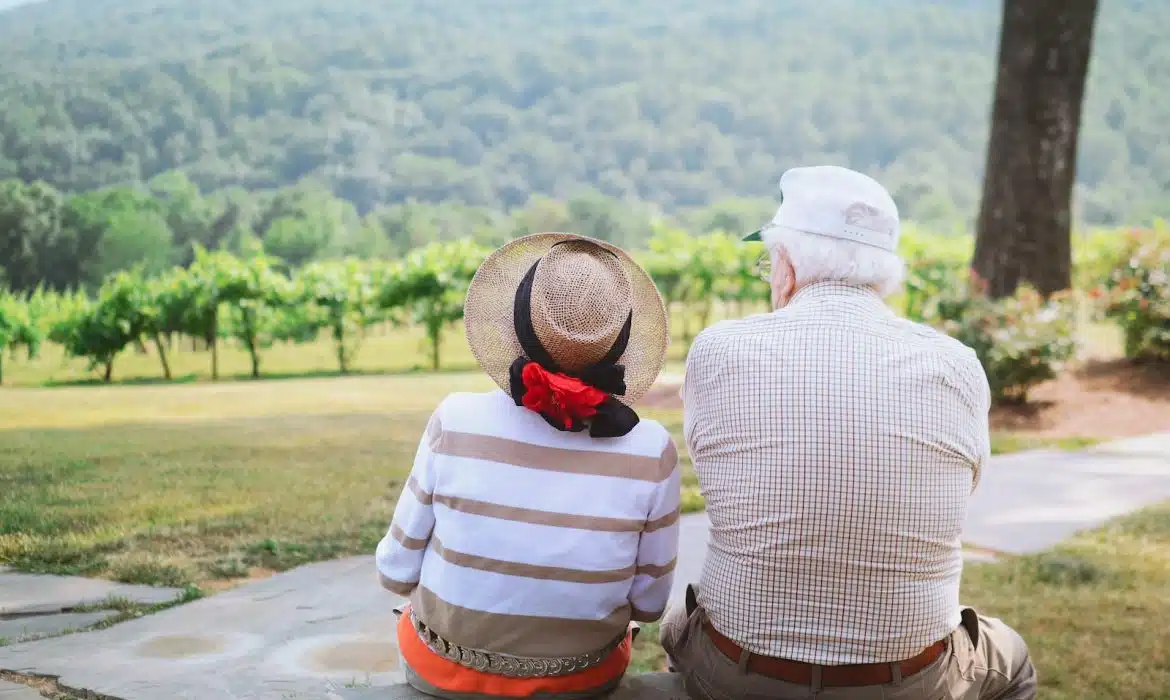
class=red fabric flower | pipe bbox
[520,363,607,429]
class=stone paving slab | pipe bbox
[0,557,405,700]
[0,611,117,643]
[0,680,44,699]
[0,572,184,615]
[963,433,1170,554]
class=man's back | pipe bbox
[683,281,991,665]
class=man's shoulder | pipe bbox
[690,312,777,352]
[889,316,982,364]
[885,317,989,399]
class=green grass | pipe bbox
[0,373,696,585]
[991,434,1102,454]
[3,326,486,388]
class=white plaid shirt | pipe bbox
[682,281,991,664]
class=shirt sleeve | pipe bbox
[375,409,441,595]
[628,437,682,622]
[948,349,992,491]
[681,331,725,458]
[969,359,992,491]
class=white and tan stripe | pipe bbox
[375,389,681,658]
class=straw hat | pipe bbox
[464,233,669,405]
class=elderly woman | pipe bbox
[375,233,681,699]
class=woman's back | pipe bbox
[376,233,678,698]
[378,389,678,658]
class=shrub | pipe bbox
[898,227,972,323]
[903,257,968,323]
[1099,226,1170,361]
[920,272,1077,404]
[0,289,44,384]
[1073,227,1128,294]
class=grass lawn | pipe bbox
[2,371,1165,697]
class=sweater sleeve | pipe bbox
[375,410,441,595]
[628,437,682,622]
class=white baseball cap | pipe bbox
[744,165,900,253]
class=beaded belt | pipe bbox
[408,608,626,678]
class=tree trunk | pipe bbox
[336,327,348,374]
[103,359,114,383]
[153,333,172,380]
[244,311,261,379]
[972,0,1099,298]
[209,311,219,380]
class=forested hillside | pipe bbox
[0,0,1166,227]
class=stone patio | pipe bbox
[0,571,185,649]
[0,681,44,700]
[0,572,183,616]
[0,433,1168,699]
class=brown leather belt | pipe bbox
[702,620,947,687]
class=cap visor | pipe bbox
[743,229,762,242]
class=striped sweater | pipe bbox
[376,389,681,658]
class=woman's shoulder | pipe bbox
[434,389,510,416]
[629,416,670,443]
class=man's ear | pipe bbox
[782,255,796,300]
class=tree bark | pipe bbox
[209,311,219,380]
[153,333,172,380]
[973,0,1099,298]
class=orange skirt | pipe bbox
[397,610,631,697]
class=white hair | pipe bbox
[761,225,905,298]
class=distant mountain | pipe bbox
[0,0,1165,225]
[0,0,41,11]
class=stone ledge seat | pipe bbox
[334,673,688,699]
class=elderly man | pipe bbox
[662,166,1037,699]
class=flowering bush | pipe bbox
[1099,226,1170,361]
[918,273,1077,404]
[1073,228,1129,293]
[898,228,972,323]
[903,257,968,323]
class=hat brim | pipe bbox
[463,233,670,406]
[743,229,762,242]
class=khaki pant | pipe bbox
[660,587,1037,700]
